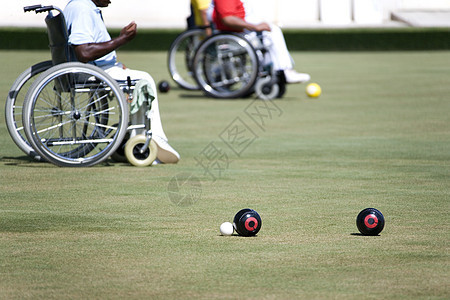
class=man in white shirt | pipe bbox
[64,0,180,164]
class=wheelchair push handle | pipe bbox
[24,4,63,15]
[23,4,42,12]
[37,6,64,15]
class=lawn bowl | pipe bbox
[356,208,385,236]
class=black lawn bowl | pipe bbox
[233,208,262,237]
[158,80,170,93]
[356,208,385,236]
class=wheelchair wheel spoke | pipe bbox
[193,34,259,98]
[23,62,128,166]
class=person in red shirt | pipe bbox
[213,0,310,84]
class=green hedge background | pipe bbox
[0,27,449,51]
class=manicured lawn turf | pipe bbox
[0,50,449,299]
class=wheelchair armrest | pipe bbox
[197,24,215,30]
[256,31,264,41]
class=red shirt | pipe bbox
[213,0,246,31]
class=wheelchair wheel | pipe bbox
[5,60,53,161]
[22,62,129,167]
[193,33,259,99]
[255,76,280,100]
[168,29,207,90]
[254,75,287,100]
[277,81,287,98]
[110,132,130,163]
[125,135,158,167]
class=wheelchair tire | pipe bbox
[276,71,287,98]
[5,60,53,161]
[125,135,158,167]
[22,62,129,167]
[110,132,130,163]
[277,81,287,98]
[193,33,259,99]
[168,28,207,91]
[255,76,280,100]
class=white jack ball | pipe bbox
[220,222,234,236]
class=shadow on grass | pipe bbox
[177,91,257,101]
[0,213,121,233]
[0,155,39,166]
[350,232,381,237]
[178,93,206,99]
[0,156,121,168]
[217,234,260,238]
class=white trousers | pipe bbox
[101,64,168,141]
[242,0,294,71]
[244,24,294,71]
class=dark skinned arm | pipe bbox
[221,16,271,32]
[73,21,137,63]
[199,9,212,36]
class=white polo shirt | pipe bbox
[64,0,117,67]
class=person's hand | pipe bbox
[205,26,213,36]
[254,22,271,32]
[120,21,137,42]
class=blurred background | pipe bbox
[1,0,450,29]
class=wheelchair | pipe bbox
[167,26,210,91]
[168,27,286,100]
[5,5,157,167]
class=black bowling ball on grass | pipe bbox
[233,208,262,237]
[356,208,385,236]
[158,80,170,93]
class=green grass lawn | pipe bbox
[0,50,449,299]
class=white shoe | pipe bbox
[152,135,180,164]
[284,69,311,84]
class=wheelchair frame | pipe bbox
[168,28,286,100]
[5,5,157,167]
